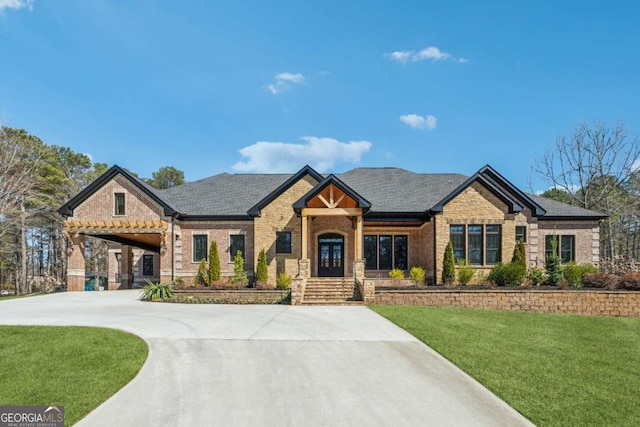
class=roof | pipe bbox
[59,164,607,221]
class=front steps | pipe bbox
[302,277,363,305]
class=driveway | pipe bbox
[0,291,534,426]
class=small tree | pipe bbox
[512,239,526,268]
[230,250,248,286]
[208,241,221,284]
[442,242,455,285]
[256,248,268,284]
[545,235,563,285]
[195,259,208,286]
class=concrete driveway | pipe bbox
[0,291,534,426]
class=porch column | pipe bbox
[107,248,120,291]
[66,233,85,292]
[301,213,308,260]
[120,245,133,289]
[354,214,363,259]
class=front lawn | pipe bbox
[370,306,640,427]
[0,326,148,426]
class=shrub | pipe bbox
[457,259,475,286]
[617,272,640,290]
[409,266,426,284]
[208,241,221,283]
[195,259,208,286]
[230,250,248,286]
[276,272,292,290]
[526,267,546,286]
[140,280,173,301]
[582,272,619,289]
[563,263,599,287]
[256,248,268,285]
[545,236,563,286]
[389,268,405,280]
[511,239,526,268]
[488,262,526,286]
[442,242,455,285]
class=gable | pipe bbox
[441,181,511,218]
[293,174,371,213]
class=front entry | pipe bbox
[318,233,344,277]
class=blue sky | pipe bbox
[1,1,638,192]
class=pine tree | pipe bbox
[196,258,208,286]
[231,250,248,286]
[511,239,527,268]
[256,248,268,284]
[442,242,455,285]
[208,241,221,284]
[545,235,562,285]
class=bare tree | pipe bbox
[533,120,640,261]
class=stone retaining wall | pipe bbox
[173,289,289,304]
[374,289,640,317]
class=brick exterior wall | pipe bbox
[374,289,640,317]
[537,220,600,266]
[253,175,318,285]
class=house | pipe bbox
[58,164,605,301]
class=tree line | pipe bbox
[0,126,185,294]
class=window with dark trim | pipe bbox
[276,232,292,254]
[450,225,465,262]
[364,235,377,270]
[364,234,408,270]
[378,235,393,270]
[193,235,208,262]
[515,226,527,243]
[142,254,154,276]
[545,235,575,264]
[230,234,245,260]
[114,192,125,216]
[394,235,408,269]
[485,225,502,264]
[468,225,483,265]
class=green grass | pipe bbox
[0,292,45,301]
[370,306,640,427]
[0,326,148,426]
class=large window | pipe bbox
[193,235,208,262]
[364,235,408,270]
[230,234,245,260]
[142,254,154,276]
[450,225,465,262]
[450,224,502,265]
[545,235,575,264]
[276,232,291,254]
[485,225,502,264]
[114,192,125,216]
[364,236,377,270]
[515,226,527,243]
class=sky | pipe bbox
[1,0,639,192]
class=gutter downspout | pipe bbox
[171,215,175,282]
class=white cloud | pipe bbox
[400,114,437,131]
[232,136,372,173]
[266,72,305,94]
[0,0,33,11]
[386,46,467,64]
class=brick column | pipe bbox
[353,259,365,282]
[120,245,133,289]
[107,249,120,290]
[160,245,173,284]
[67,233,85,292]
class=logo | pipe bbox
[0,406,64,427]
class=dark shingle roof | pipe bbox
[143,166,606,220]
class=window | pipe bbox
[450,225,465,262]
[468,225,483,265]
[378,235,393,270]
[363,235,408,270]
[193,235,208,262]
[485,225,502,264]
[515,226,527,243]
[142,254,154,276]
[364,235,377,270]
[230,234,245,260]
[394,235,408,269]
[545,235,575,264]
[449,224,502,265]
[114,192,125,215]
[276,232,292,254]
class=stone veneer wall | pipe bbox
[253,175,319,285]
[374,289,640,317]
